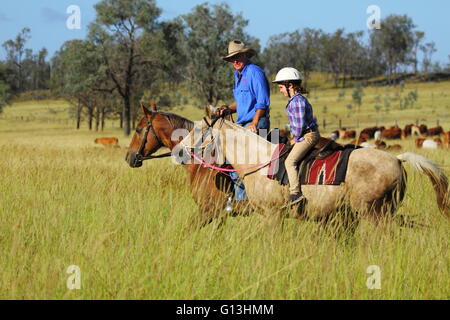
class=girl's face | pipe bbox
[278,84,292,98]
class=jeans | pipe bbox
[231,116,270,201]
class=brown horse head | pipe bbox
[125,103,193,168]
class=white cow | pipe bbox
[422,140,440,149]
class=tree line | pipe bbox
[1,0,449,135]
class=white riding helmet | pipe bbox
[273,67,303,83]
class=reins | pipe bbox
[185,117,291,178]
[190,146,290,177]
[136,112,288,180]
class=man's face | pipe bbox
[229,53,248,72]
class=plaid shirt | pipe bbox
[286,94,318,142]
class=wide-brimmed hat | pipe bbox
[222,40,256,61]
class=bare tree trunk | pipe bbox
[88,108,93,131]
[95,107,100,132]
[124,95,131,136]
[76,99,82,130]
[119,112,123,129]
[101,108,106,131]
[334,73,339,88]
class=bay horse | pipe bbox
[179,118,449,227]
[125,104,240,226]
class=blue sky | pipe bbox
[1,0,449,64]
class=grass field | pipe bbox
[0,81,449,299]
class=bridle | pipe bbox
[181,116,224,154]
[134,113,173,162]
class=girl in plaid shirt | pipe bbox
[273,68,321,205]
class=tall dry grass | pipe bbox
[0,95,449,299]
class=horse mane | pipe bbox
[156,111,194,131]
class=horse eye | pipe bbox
[136,128,142,134]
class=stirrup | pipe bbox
[282,194,306,209]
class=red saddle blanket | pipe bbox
[301,150,344,185]
[267,144,357,186]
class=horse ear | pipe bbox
[141,102,152,119]
[150,101,157,112]
[204,105,211,118]
[204,105,217,119]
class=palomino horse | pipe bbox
[125,105,237,226]
[179,118,449,226]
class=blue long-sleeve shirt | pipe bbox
[286,93,318,142]
[233,63,270,124]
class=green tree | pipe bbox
[88,0,169,136]
[346,104,353,118]
[420,41,437,73]
[0,81,11,113]
[319,29,345,88]
[337,89,345,102]
[0,62,12,113]
[2,28,31,92]
[180,3,260,106]
[370,15,416,83]
[263,28,322,86]
[410,31,425,74]
[352,82,364,112]
[51,40,113,130]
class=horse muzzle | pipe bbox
[125,151,143,168]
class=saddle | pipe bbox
[268,138,360,186]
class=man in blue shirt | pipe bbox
[217,40,271,201]
[217,40,271,132]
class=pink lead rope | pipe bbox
[190,152,269,173]
[190,146,290,174]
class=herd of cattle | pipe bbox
[93,123,450,153]
[332,124,450,150]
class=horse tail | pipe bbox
[397,152,449,217]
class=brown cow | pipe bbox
[419,124,428,135]
[415,138,426,148]
[357,132,370,145]
[374,140,387,150]
[402,124,414,139]
[410,125,421,137]
[427,126,444,137]
[338,128,356,140]
[95,137,119,147]
[382,126,402,140]
[386,144,402,151]
[343,130,356,139]
[360,127,377,139]
[441,131,450,148]
[403,124,414,136]
[360,126,385,139]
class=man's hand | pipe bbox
[247,109,265,133]
[247,121,258,133]
[215,105,233,117]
